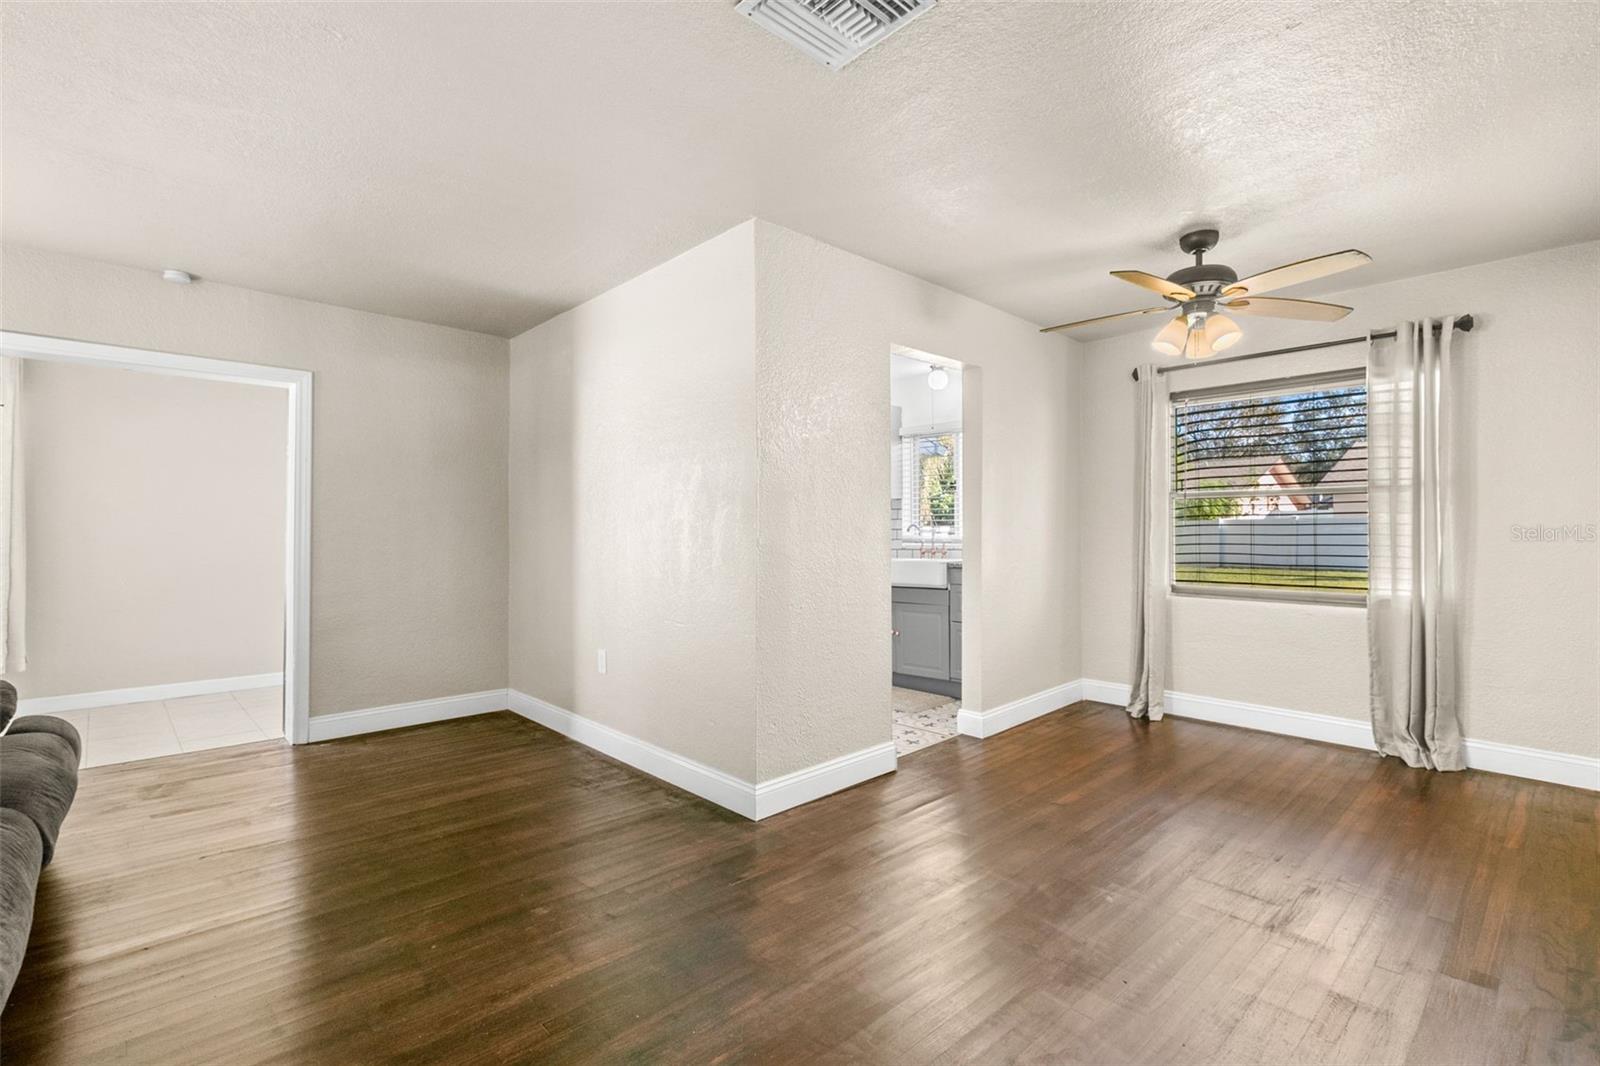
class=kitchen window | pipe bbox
[901,431,962,541]
[1171,371,1368,601]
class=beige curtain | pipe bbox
[1367,319,1463,770]
[0,356,25,675]
[1127,364,1170,720]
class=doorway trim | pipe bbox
[0,330,313,744]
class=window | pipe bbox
[901,431,961,540]
[1171,373,1367,598]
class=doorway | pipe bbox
[888,347,968,757]
[0,331,312,751]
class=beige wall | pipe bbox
[754,221,1080,778]
[1078,241,1600,758]
[508,220,1082,783]
[509,222,759,779]
[3,359,285,697]
[0,245,510,717]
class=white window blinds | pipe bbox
[901,431,962,543]
[1172,373,1368,595]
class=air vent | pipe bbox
[735,0,935,69]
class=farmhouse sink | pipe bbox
[891,559,948,588]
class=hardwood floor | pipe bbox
[3,703,1595,1064]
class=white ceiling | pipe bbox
[3,2,1596,339]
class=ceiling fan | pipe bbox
[1041,229,1372,359]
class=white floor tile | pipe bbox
[88,703,174,739]
[244,708,285,737]
[168,703,260,742]
[22,708,90,734]
[164,692,244,712]
[39,685,287,768]
[179,730,271,753]
[86,731,183,767]
[232,686,283,709]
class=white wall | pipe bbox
[508,220,1081,785]
[0,245,511,718]
[1078,241,1600,759]
[3,359,285,697]
[509,222,759,780]
[755,221,1080,778]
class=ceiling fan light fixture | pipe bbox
[1039,230,1372,344]
[1202,312,1242,352]
[1183,328,1215,360]
[1151,316,1188,356]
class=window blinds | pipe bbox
[900,431,962,544]
[1171,375,1368,593]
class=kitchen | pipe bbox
[889,350,964,755]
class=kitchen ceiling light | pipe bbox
[927,365,950,390]
[161,269,194,284]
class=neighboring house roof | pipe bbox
[1183,439,1372,515]
[1312,439,1368,513]
[1316,440,1367,492]
[1181,453,1312,511]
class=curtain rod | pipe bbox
[1130,314,1475,381]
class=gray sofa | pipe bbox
[0,680,80,1011]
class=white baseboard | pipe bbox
[507,689,758,817]
[1079,678,1131,706]
[1458,737,1599,791]
[17,672,284,716]
[307,689,510,742]
[1078,678,1598,791]
[957,680,1081,739]
[507,689,895,820]
[754,742,897,819]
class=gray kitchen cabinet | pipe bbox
[950,621,962,681]
[892,589,951,680]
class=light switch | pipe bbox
[596,649,607,675]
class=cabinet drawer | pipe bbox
[892,586,949,607]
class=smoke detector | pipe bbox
[734,0,936,69]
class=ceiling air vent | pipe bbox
[734,0,936,69]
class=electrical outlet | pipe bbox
[596,649,607,675]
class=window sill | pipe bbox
[1171,583,1367,608]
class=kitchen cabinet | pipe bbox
[892,564,962,695]
[892,589,950,679]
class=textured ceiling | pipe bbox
[3,1,1596,339]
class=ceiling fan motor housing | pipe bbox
[1169,229,1236,295]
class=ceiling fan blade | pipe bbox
[1039,306,1173,334]
[1110,270,1196,302]
[1223,296,1354,322]
[1223,249,1371,297]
